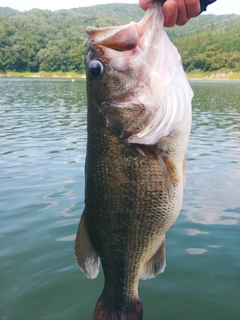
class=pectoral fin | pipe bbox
[152,146,180,200]
[74,209,100,279]
[100,101,152,140]
[140,237,166,280]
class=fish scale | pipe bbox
[79,109,185,306]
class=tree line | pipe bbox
[0,5,239,74]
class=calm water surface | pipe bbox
[0,78,239,320]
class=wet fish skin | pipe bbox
[77,119,187,319]
[75,3,192,319]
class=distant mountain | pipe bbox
[0,4,239,74]
[0,6,18,15]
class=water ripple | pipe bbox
[1,79,240,320]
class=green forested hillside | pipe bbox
[168,14,240,72]
[0,4,239,74]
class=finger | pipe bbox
[139,0,153,11]
[185,0,201,17]
[176,0,189,26]
[163,0,178,28]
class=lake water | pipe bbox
[0,78,239,320]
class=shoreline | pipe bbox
[0,71,86,79]
[0,71,239,81]
[186,71,240,81]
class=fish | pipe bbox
[74,2,193,319]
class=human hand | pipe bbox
[139,0,201,27]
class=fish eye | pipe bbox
[88,60,104,78]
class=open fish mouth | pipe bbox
[86,3,193,145]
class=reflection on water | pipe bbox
[184,81,240,227]
[0,78,88,320]
[0,79,239,320]
[186,248,208,255]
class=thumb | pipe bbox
[139,0,153,11]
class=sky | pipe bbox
[1,0,240,15]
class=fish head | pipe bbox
[85,3,193,144]
[85,25,140,104]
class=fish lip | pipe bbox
[87,23,139,52]
[86,2,162,52]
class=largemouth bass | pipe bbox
[75,2,193,319]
